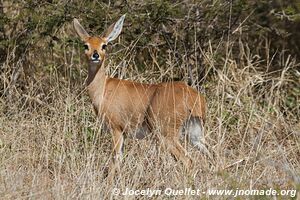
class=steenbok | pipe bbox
[73,15,208,179]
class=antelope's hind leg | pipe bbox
[160,129,193,170]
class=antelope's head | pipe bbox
[73,15,125,67]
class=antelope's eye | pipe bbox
[83,44,89,50]
[102,44,107,50]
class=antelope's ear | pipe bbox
[73,18,90,41]
[102,15,125,43]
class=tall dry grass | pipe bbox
[0,7,300,200]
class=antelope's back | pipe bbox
[148,81,206,130]
[102,78,157,130]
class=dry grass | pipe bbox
[1,19,300,200]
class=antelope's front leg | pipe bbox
[108,128,124,182]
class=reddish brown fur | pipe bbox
[73,17,206,181]
[101,79,206,133]
[85,37,106,61]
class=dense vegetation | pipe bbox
[1,0,299,199]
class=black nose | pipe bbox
[92,51,99,59]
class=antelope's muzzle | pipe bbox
[91,51,100,63]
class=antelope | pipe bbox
[73,15,208,178]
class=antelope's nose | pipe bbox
[92,51,99,60]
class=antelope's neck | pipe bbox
[86,61,107,114]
